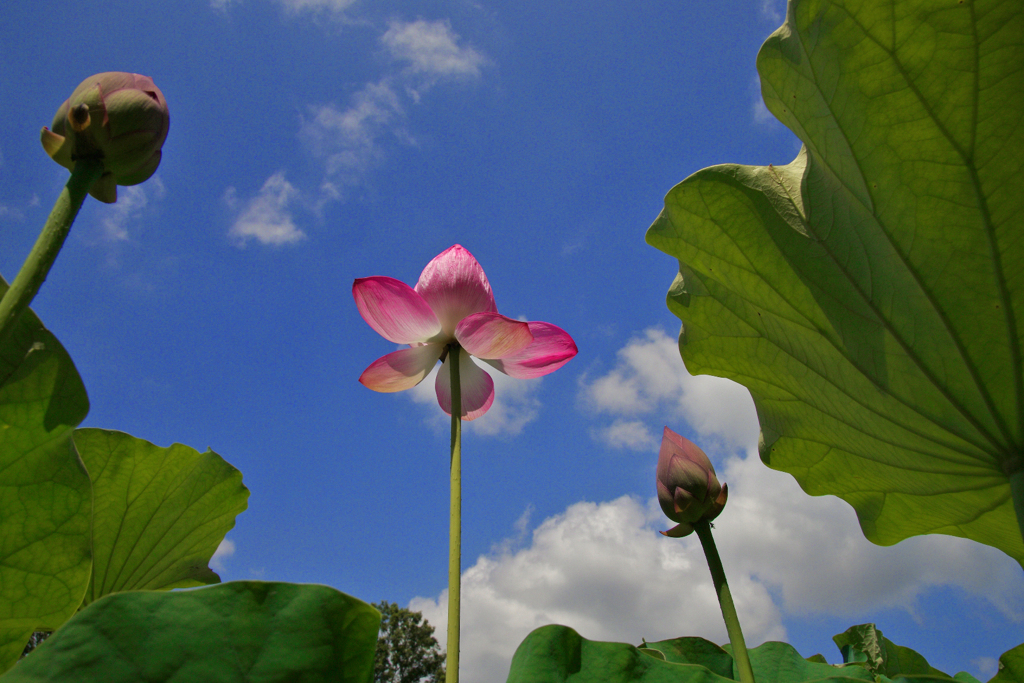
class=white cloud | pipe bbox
[407,360,541,437]
[972,657,999,680]
[752,71,782,127]
[210,539,235,573]
[580,327,759,451]
[411,459,1024,682]
[209,0,238,11]
[590,419,658,452]
[382,20,487,79]
[717,453,1024,620]
[411,495,784,683]
[753,98,777,125]
[300,81,404,184]
[99,177,165,242]
[297,19,486,194]
[217,17,489,232]
[225,172,306,246]
[760,0,785,25]
[276,0,357,15]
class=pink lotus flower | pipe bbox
[353,245,577,420]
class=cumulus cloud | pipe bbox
[579,327,759,451]
[411,495,786,683]
[225,172,306,246]
[407,325,1024,680]
[411,465,1024,682]
[382,19,487,80]
[99,177,165,242]
[407,361,542,437]
[210,538,236,574]
[591,419,659,452]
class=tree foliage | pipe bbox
[372,602,445,683]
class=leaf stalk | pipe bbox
[694,519,755,683]
[0,158,103,345]
[446,345,462,683]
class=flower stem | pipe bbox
[0,158,103,346]
[693,519,755,683]
[446,345,462,683]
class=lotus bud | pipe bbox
[656,426,728,538]
[41,72,169,204]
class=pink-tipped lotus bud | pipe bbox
[656,426,728,538]
[40,72,169,204]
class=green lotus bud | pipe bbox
[41,72,169,204]
[656,426,728,538]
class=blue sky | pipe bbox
[1,1,1021,680]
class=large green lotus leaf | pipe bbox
[506,625,874,683]
[0,279,91,672]
[74,428,249,604]
[0,581,381,682]
[832,624,953,680]
[638,637,733,677]
[646,0,1024,561]
[506,625,731,683]
[987,642,1024,683]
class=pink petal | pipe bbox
[454,312,533,360]
[435,350,495,421]
[482,322,577,379]
[359,345,444,392]
[415,245,497,337]
[353,277,442,344]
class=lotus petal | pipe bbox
[483,322,577,378]
[415,245,496,337]
[455,312,532,360]
[435,351,495,420]
[358,345,443,393]
[354,277,442,345]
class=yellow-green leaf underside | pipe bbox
[647,0,1024,563]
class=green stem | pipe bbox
[446,345,462,683]
[1010,469,1024,556]
[0,158,103,345]
[694,519,755,683]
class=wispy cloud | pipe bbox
[382,19,488,80]
[225,172,306,246]
[579,327,759,452]
[0,193,40,223]
[224,17,489,244]
[760,0,785,26]
[300,80,404,183]
[210,538,236,574]
[301,19,486,185]
[751,73,782,127]
[99,177,166,242]
[275,0,357,15]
